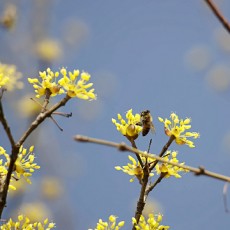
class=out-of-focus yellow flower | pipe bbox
[155,151,189,178]
[112,109,142,140]
[58,68,97,100]
[0,214,55,230]
[89,215,125,230]
[18,202,52,223]
[17,94,41,118]
[158,113,199,148]
[35,38,62,62]
[0,62,23,90]
[132,213,170,230]
[41,176,63,200]
[115,155,154,183]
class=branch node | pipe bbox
[195,166,205,175]
[118,142,127,151]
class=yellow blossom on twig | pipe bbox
[0,214,55,230]
[13,145,40,184]
[112,109,142,140]
[132,213,169,230]
[28,67,97,100]
[0,145,40,189]
[89,215,125,230]
[0,146,16,191]
[158,113,200,148]
[115,155,154,183]
[58,68,97,100]
[28,68,64,98]
[155,151,189,178]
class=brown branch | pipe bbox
[132,165,149,230]
[0,94,71,217]
[129,138,144,168]
[149,135,175,171]
[145,173,166,198]
[0,100,15,147]
[74,135,230,183]
[205,0,230,33]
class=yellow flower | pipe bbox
[132,213,170,230]
[0,145,40,188]
[28,68,64,98]
[35,38,62,62]
[112,109,142,140]
[0,146,16,191]
[58,68,97,100]
[14,145,40,184]
[155,151,189,178]
[0,62,23,90]
[0,215,55,230]
[89,215,125,230]
[41,176,63,200]
[115,155,154,183]
[28,67,96,100]
[158,113,200,148]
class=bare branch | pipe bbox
[74,135,230,183]
[205,0,230,33]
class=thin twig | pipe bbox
[149,135,175,171]
[129,138,144,168]
[74,135,230,183]
[223,182,229,212]
[205,0,230,33]
[145,173,165,197]
[0,100,15,147]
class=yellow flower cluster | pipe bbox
[0,145,40,190]
[132,213,169,230]
[14,145,40,184]
[89,215,125,230]
[112,109,142,140]
[115,155,154,183]
[0,62,23,90]
[0,215,55,230]
[28,67,97,100]
[158,113,200,148]
[155,151,189,178]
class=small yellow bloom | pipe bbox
[89,215,125,230]
[155,151,189,178]
[132,213,169,230]
[28,68,64,98]
[112,109,142,140]
[0,214,55,230]
[28,67,96,100]
[14,145,40,184]
[158,113,200,148]
[115,155,154,183]
[58,68,97,100]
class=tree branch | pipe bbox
[205,0,230,33]
[74,135,230,183]
[0,94,71,217]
